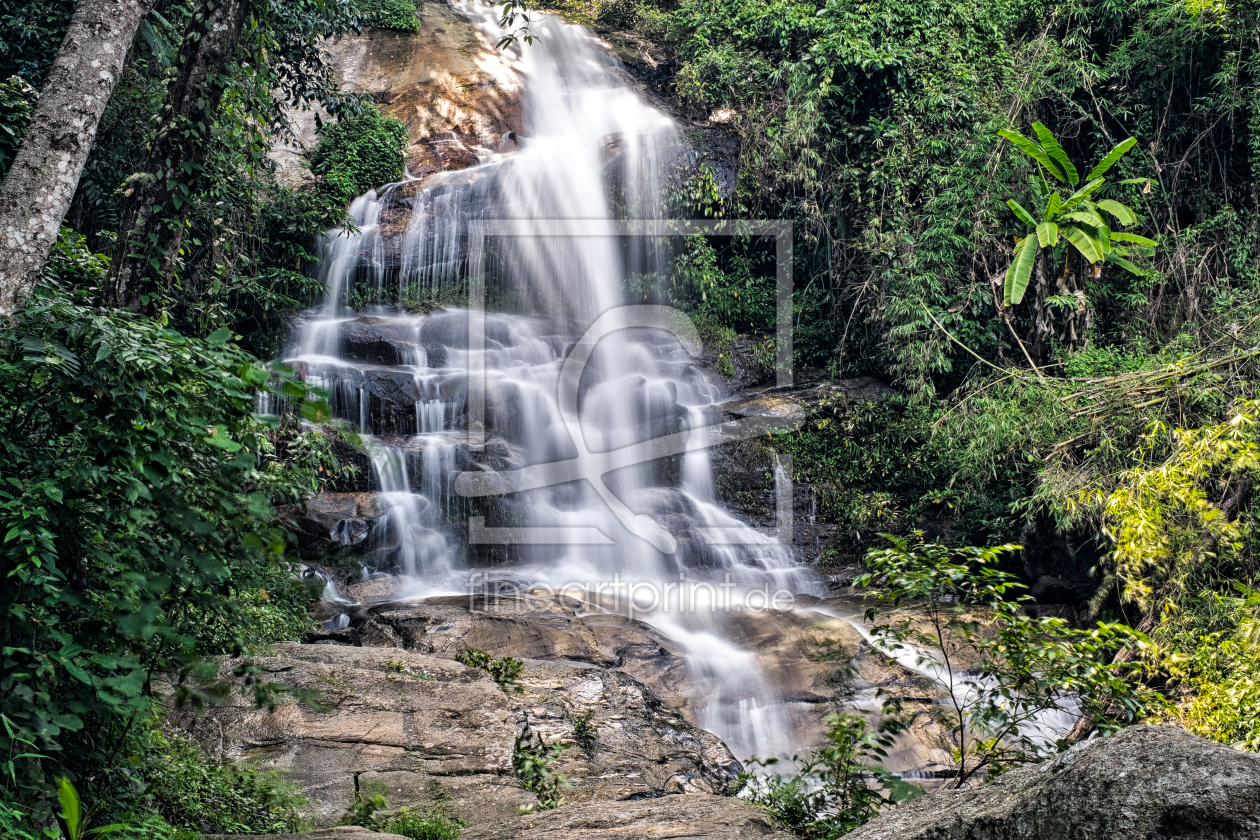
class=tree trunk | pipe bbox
[1029,250,1057,364]
[108,0,248,307]
[1064,611,1158,743]
[0,0,155,314]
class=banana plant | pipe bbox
[999,123,1157,307]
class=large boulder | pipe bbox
[279,492,385,553]
[845,725,1260,840]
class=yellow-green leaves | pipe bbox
[1100,401,1260,609]
[1004,235,1039,305]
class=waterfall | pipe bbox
[286,1,819,762]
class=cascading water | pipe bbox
[284,1,819,762]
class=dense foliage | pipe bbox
[311,104,411,204]
[0,236,337,813]
[354,0,421,31]
[8,0,1260,831]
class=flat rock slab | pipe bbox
[346,594,695,715]
[845,724,1260,840]
[172,644,527,828]
[511,659,739,803]
[461,793,793,839]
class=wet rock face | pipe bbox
[279,493,385,553]
[314,590,958,779]
[845,725,1260,840]
[707,375,894,567]
[339,317,424,367]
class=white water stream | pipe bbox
[280,1,824,762]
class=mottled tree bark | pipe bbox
[0,0,155,314]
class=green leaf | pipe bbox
[1062,224,1102,263]
[1006,199,1037,227]
[1060,177,1106,212]
[1086,137,1138,181]
[1064,210,1108,230]
[56,777,82,840]
[1036,222,1059,248]
[207,327,232,346]
[299,399,332,424]
[1004,236,1039,306]
[1032,123,1079,186]
[998,129,1065,182]
[1106,254,1144,274]
[1095,199,1137,226]
[1110,232,1158,247]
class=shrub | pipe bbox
[857,535,1161,783]
[513,733,570,810]
[736,711,922,838]
[127,728,309,835]
[339,783,463,839]
[454,648,524,691]
[355,0,420,32]
[311,104,409,205]
[0,279,331,799]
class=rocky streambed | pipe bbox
[180,604,1260,840]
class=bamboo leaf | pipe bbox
[1032,123,1079,186]
[999,129,1066,182]
[1006,199,1038,227]
[1036,222,1058,248]
[1005,235,1039,306]
[1086,137,1138,181]
[1095,199,1137,226]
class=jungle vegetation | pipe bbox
[2,0,1260,834]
